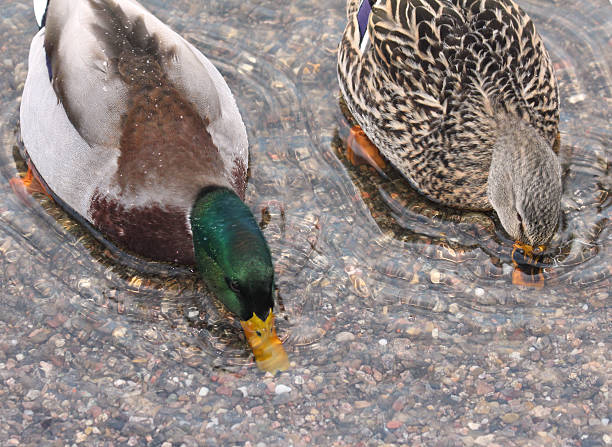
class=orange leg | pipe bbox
[10,161,53,204]
[346,125,387,177]
[511,242,545,288]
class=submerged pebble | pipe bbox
[0,0,609,446]
[274,384,291,395]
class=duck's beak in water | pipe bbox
[513,242,545,258]
[512,242,546,288]
[241,311,289,373]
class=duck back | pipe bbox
[338,0,559,209]
[20,0,249,264]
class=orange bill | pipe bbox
[512,241,545,259]
[511,241,545,288]
[241,311,289,373]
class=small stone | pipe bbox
[386,420,402,429]
[502,413,520,424]
[354,401,370,408]
[568,93,586,104]
[294,375,304,385]
[89,406,103,420]
[474,434,495,446]
[476,380,494,395]
[538,368,559,384]
[601,418,609,426]
[15,353,24,361]
[509,351,521,361]
[198,387,209,397]
[475,402,491,414]
[603,434,611,445]
[467,422,481,430]
[39,361,53,376]
[391,338,412,360]
[78,278,92,289]
[75,432,88,443]
[275,384,291,395]
[112,327,127,338]
[25,389,40,401]
[216,385,232,396]
[531,405,551,418]
[430,269,441,283]
[335,332,355,342]
[206,417,219,428]
[238,386,248,397]
[406,326,421,336]
[378,338,388,346]
[474,288,485,297]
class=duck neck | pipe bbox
[190,187,273,319]
[488,116,562,244]
[490,117,558,188]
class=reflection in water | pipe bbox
[0,0,610,444]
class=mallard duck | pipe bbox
[18,0,288,372]
[338,0,562,247]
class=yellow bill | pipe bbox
[240,311,289,373]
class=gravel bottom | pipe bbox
[0,0,610,446]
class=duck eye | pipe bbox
[256,330,262,337]
[226,277,240,293]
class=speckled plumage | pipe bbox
[338,0,560,211]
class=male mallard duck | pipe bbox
[338,0,562,247]
[18,0,288,372]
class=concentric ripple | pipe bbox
[0,0,609,376]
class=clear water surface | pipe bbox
[0,0,609,445]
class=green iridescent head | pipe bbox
[190,187,274,321]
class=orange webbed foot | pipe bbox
[10,161,53,204]
[347,125,387,177]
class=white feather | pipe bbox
[20,30,120,218]
[32,0,48,27]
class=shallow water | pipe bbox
[0,0,610,445]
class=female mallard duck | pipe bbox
[19,0,288,372]
[338,0,562,248]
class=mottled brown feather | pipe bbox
[338,0,560,210]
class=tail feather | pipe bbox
[33,0,49,27]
